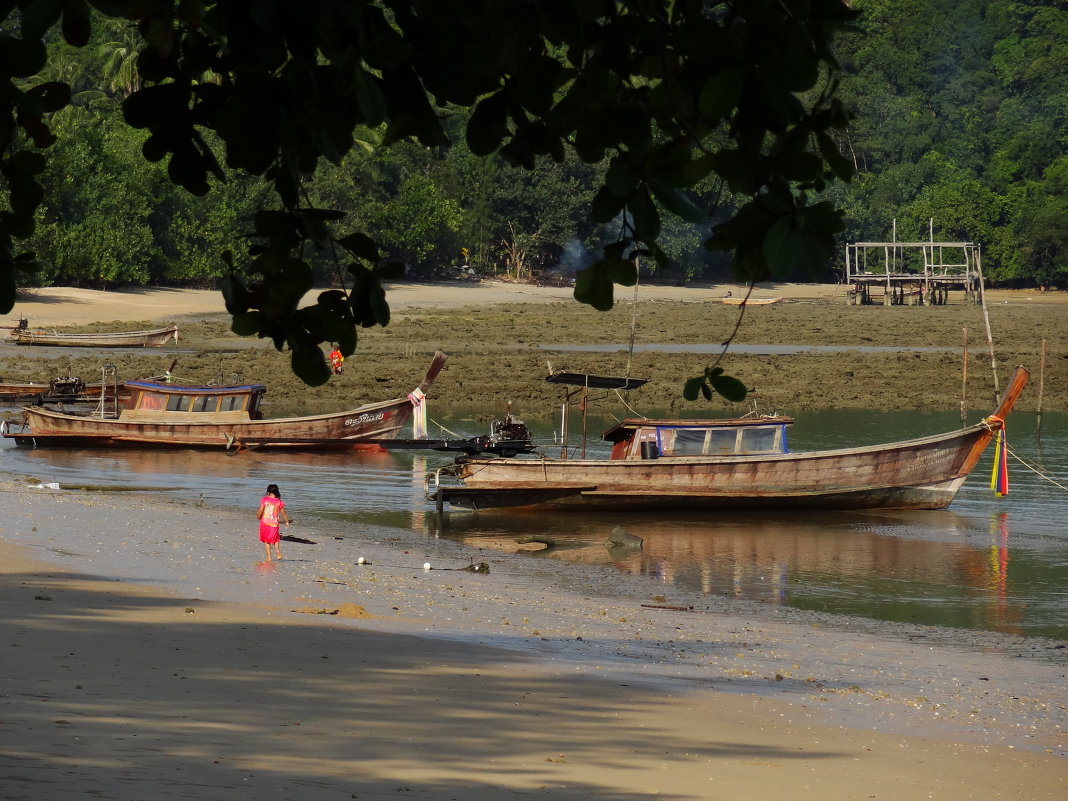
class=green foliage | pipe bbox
[838,0,1067,286]
[0,1,861,402]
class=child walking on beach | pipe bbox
[256,483,290,561]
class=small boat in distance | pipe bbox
[6,323,179,347]
[427,365,1029,513]
[0,380,51,400]
[721,296,782,306]
[3,352,447,450]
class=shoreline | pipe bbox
[4,281,1066,329]
[1,284,1066,796]
[1,477,1066,798]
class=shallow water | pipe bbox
[2,406,1065,640]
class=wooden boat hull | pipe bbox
[6,396,415,449]
[4,352,448,450]
[721,297,781,306]
[439,427,989,511]
[432,367,1028,513]
[0,381,129,403]
[0,381,51,400]
[8,325,179,347]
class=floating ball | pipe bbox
[423,562,432,570]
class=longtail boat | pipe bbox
[0,381,51,400]
[0,378,129,404]
[6,324,179,347]
[427,365,1028,512]
[0,367,135,404]
[721,296,782,306]
[2,352,447,450]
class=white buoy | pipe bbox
[357,557,365,565]
[423,562,431,570]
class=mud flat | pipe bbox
[1,282,1063,416]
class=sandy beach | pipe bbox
[1,284,1066,799]
[1,478,1065,801]
[5,280,1066,328]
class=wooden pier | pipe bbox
[844,241,982,305]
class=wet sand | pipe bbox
[1,478,1065,800]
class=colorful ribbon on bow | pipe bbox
[990,424,1009,497]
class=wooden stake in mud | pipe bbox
[1037,338,1047,435]
[626,259,640,378]
[960,327,968,427]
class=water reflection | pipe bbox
[424,507,1041,635]
[418,407,1066,640]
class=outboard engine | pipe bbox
[480,413,534,456]
[48,375,85,398]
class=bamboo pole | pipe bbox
[961,327,968,427]
[975,250,1001,404]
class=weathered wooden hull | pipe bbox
[0,381,128,403]
[0,382,51,400]
[6,396,415,449]
[4,351,448,450]
[8,325,179,347]
[439,426,991,511]
[721,297,782,306]
[433,366,1028,513]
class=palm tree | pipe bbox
[98,26,142,98]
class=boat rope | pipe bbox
[1004,443,1068,493]
[428,417,464,439]
[613,388,646,419]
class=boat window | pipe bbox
[219,395,245,412]
[139,392,166,411]
[739,426,778,453]
[670,428,709,455]
[192,395,220,412]
[166,394,191,411]
[707,429,739,455]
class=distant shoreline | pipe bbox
[4,281,1064,328]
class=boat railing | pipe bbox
[425,466,463,501]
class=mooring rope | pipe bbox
[1004,443,1068,492]
[613,387,645,418]
[427,417,464,438]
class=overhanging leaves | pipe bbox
[0,0,860,388]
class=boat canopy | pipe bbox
[604,417,793,459]
[123,380,267,395]
[545,372,648,391]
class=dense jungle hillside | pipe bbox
[6,1,1066,290]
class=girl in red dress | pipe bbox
[256,483,290,561]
